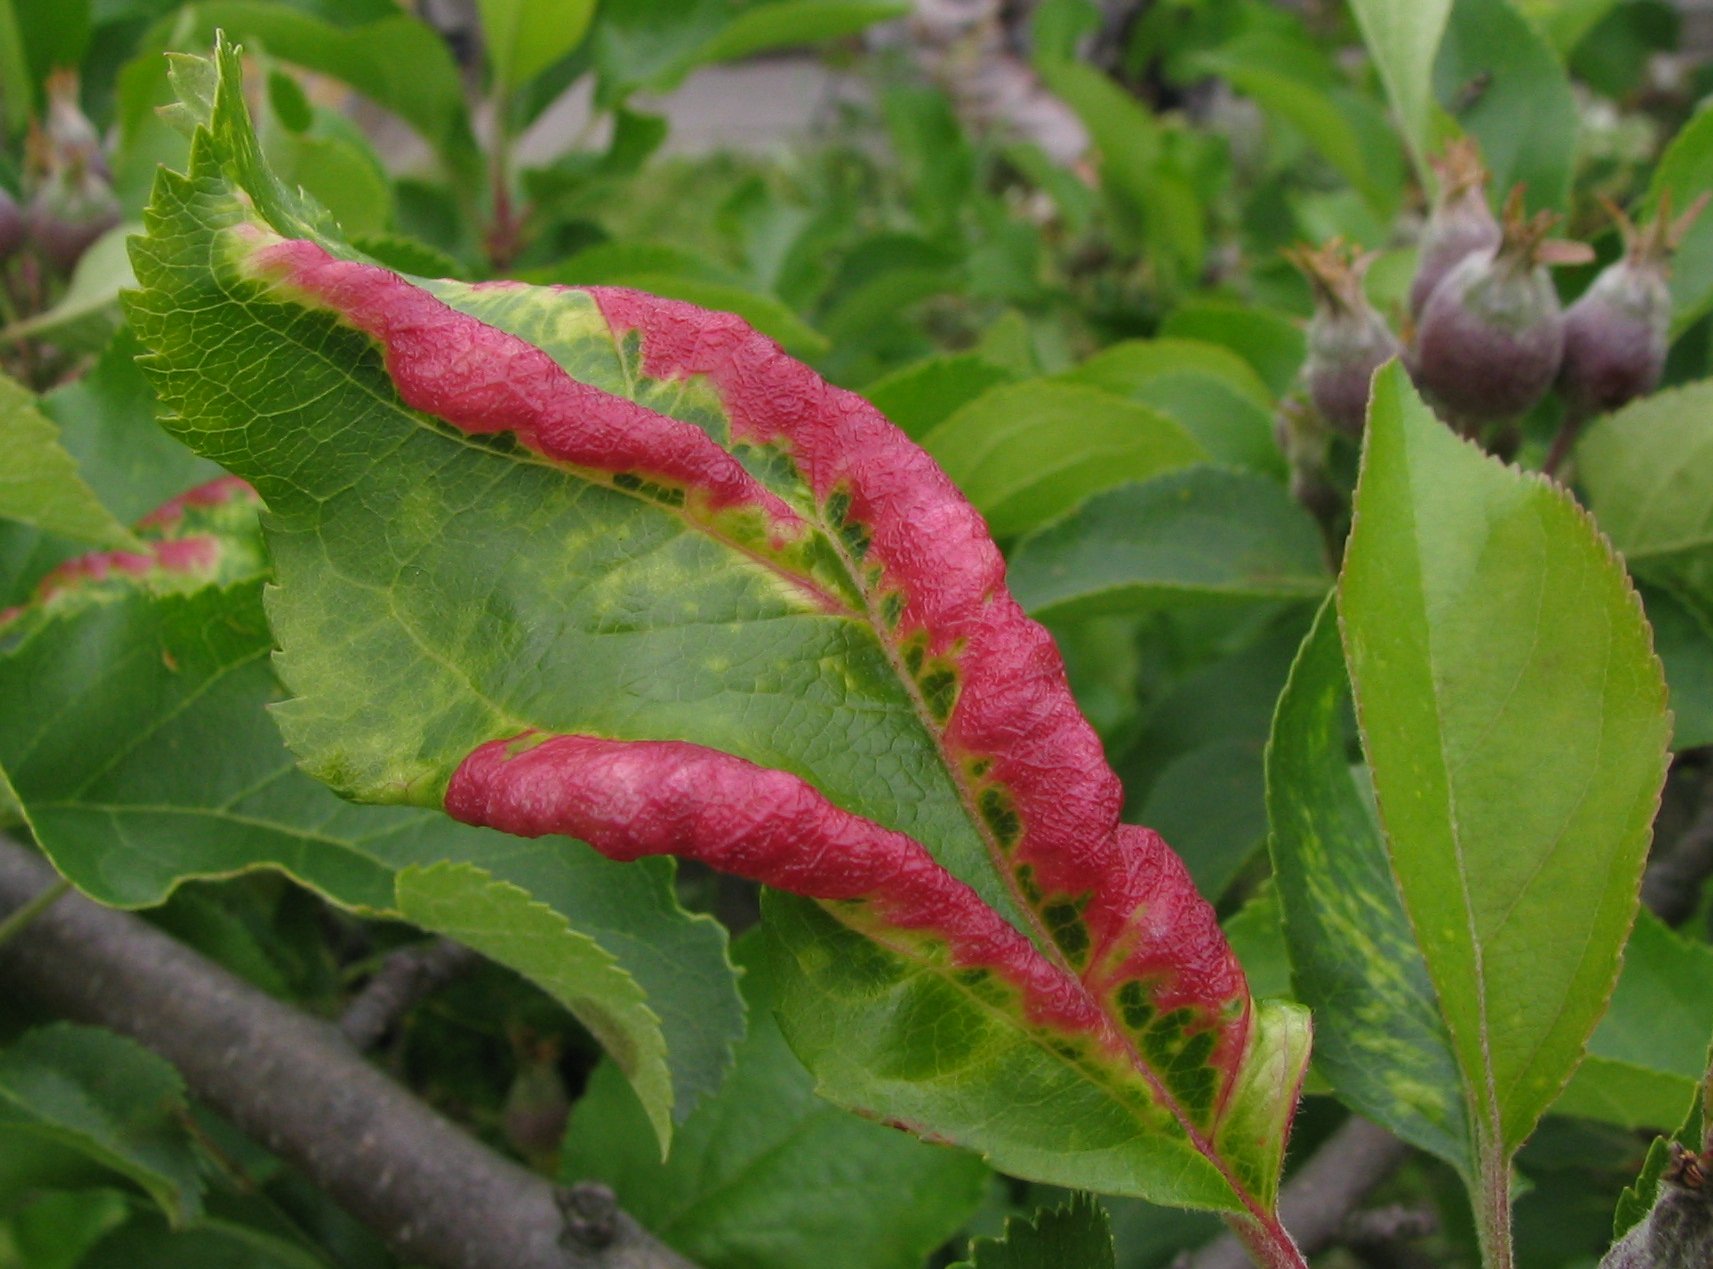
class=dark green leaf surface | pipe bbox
[922,383,1207,537]
[1611,1042,1707,1240]
[1340,363,1670,1161]
[1643,584,1713,751]
[1007,467,1329,621]
[563,934,988,1269]
[951,1192,1115,1269]
[0,1024,203,1225]
[1267,598,1472,1173]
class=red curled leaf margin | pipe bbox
[126,37,1312,1264]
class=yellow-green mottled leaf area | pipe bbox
[1340,363,1670,1163]
[1267,598,1471,1175]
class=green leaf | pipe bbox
[397,860,672,1146]
[0,371,137,551]
[0,515,741,1142]
[922,383,1207,537]
[1340,363,1669,1166]
[0,1024,203,1225]
[1191,46,1404,218]
[590,0,903,101]
[697,1,906,63]
[864,354,1020,441]
[951,1192,1115,1269]
[1266,597,1473,1173]
[563,933,988,1269]
[1553,912,1713,1131]
[1348,0,1452,177]
[478,0,595,93]
[1037,58,1204,286]
[1063,339,1273,413]
[3,224,136,351]
[1646,104,1713,334]
[1007,466,1328,621]
[143,4,478,178]
[1159,302,1304,400]
[1434,0,1578,212]
[1578,382,1713,611]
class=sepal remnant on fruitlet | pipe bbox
[125,35,1310,1229]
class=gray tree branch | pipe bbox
[0,840,694,1269]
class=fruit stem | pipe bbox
[1542,406,1589,480]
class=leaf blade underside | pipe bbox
[126,37,1309,1218]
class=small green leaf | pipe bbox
[1434,0,1579,211]
[1348,0,1452,176]
[563,933,987,1269]
[1159,302,1305,400]
[1554,912,1713,1131]
[1340,363,1669,1163]
[0,371,137,551]
[951,1192,1115,1269]
[397,860,673,1147]
[1267,597,1473,1174]
[1577,381,1713,600]
[697,1,907,64]
[1062,339,1273,413]
[1007,466,1328,621]
[145,4,478,178]
[1647,104,1713,334]
[477,0,595,93]
[0,1024,203,1225]
[923,383,1206,537]
[1037,59,1202,285]
[864,354,1019,441]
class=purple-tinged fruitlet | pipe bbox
[1287,239,1398,435]
[1411,190,1593,427]
[1601,1138,1713,1269]
[23,70,118,274]
[1559,193,1709,419]
[1409,137,1502,320]
[25,165,120,274]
